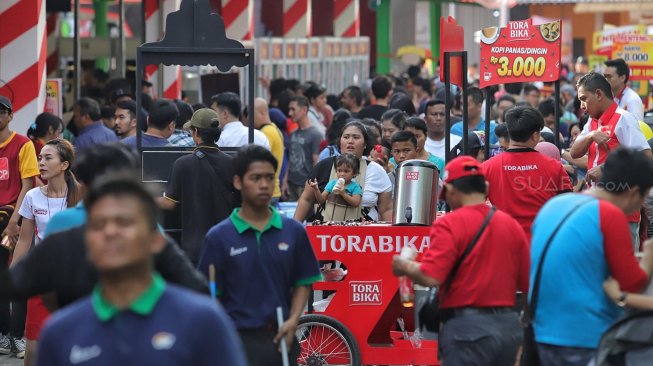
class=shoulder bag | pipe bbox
[418,206,497,332]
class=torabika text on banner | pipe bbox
[479,18,562,88]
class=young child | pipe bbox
[309,153,362,209]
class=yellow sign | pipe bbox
[588,54,607,71]
[45,79,63,118]
[611,41,653,81]
[612,42,653,66]
[592,25,646,51]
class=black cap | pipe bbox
[0,96,11,112]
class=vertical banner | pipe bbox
[479,18,562,88]
[439,16,464,87]
[45,79,63,118]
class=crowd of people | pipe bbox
[0,54,651,366]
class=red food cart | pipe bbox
[296,224,440,365]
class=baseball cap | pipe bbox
[0,96,12,112]
[183,108,219,129]
[440,156,485,199]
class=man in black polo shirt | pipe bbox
[159,108,238,264]
[198,145,321,366]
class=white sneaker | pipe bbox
[11,337,25,359]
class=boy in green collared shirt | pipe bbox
[37,175,246,366]
[198,145,321,366]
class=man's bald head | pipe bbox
[253,97,270,128]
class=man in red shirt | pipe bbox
[570,72,652,250]
[392,156,528,365]
[483,106,572,238]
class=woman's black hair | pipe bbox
[360,118,382,143]
[335,153,360,175]
[45,139,82,207]
[338,120,373,156]
[380,109,406,130]
[29,112,63,140]
[326,109,352,145]
[388,93,416,116]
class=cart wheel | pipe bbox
[295,314,362,366]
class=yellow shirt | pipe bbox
[260,123,284,198]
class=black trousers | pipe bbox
[439,311,522,366]
[0,248,25,338]
[238,328,300,366]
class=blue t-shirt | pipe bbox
[325,179,363,196]
[198,208,321,329]
[451,119,498,144]
[318,145,341,162]
[37,284,247,366]
[74,122,119,154]
[44,202,87,237]
[122,133,171,148]
[530,194,633,348]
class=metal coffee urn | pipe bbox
[392,159,439,226]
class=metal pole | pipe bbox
[136,49,143,152]
[74,0,81,101]
[248,56,255,144]
[484,89,491,159]
[554,79,561,148]
[118,0,126,77]
[444,52,451,164]
[141,0,146,45]
[499,0,509,27]
[461,52,468,155]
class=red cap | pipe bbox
[440,156,485,199]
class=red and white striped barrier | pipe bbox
[221,0,254,41]
[334,0,359,37]
[46,13,59,77]
[283,0,311,38]
[144,0,182,100]
[0,0,47,135]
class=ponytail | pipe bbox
[64,170,82,207]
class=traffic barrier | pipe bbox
[334,0,359,37]
[0,0,47,135]
[221,0,253,41]
[144,0,182,99]
[46,13,59,77]
[283,0,311,38]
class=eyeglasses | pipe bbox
[0,110,9,116]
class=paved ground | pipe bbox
[0,354,22,365]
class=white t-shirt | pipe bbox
[18,187,67,243]
[424,135,462,161]
[616,87,644,121]
[217,121,271,149]
[307,108,326,138]
[362,160,393,221]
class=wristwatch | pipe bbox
[617,292,628,308]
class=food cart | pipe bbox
[296,224,440,366]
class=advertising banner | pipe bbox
[45,79,63,118]
[611,36,653,81]
[480,18,561,88]
[592,25,646,55]
[439,16,464,87]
